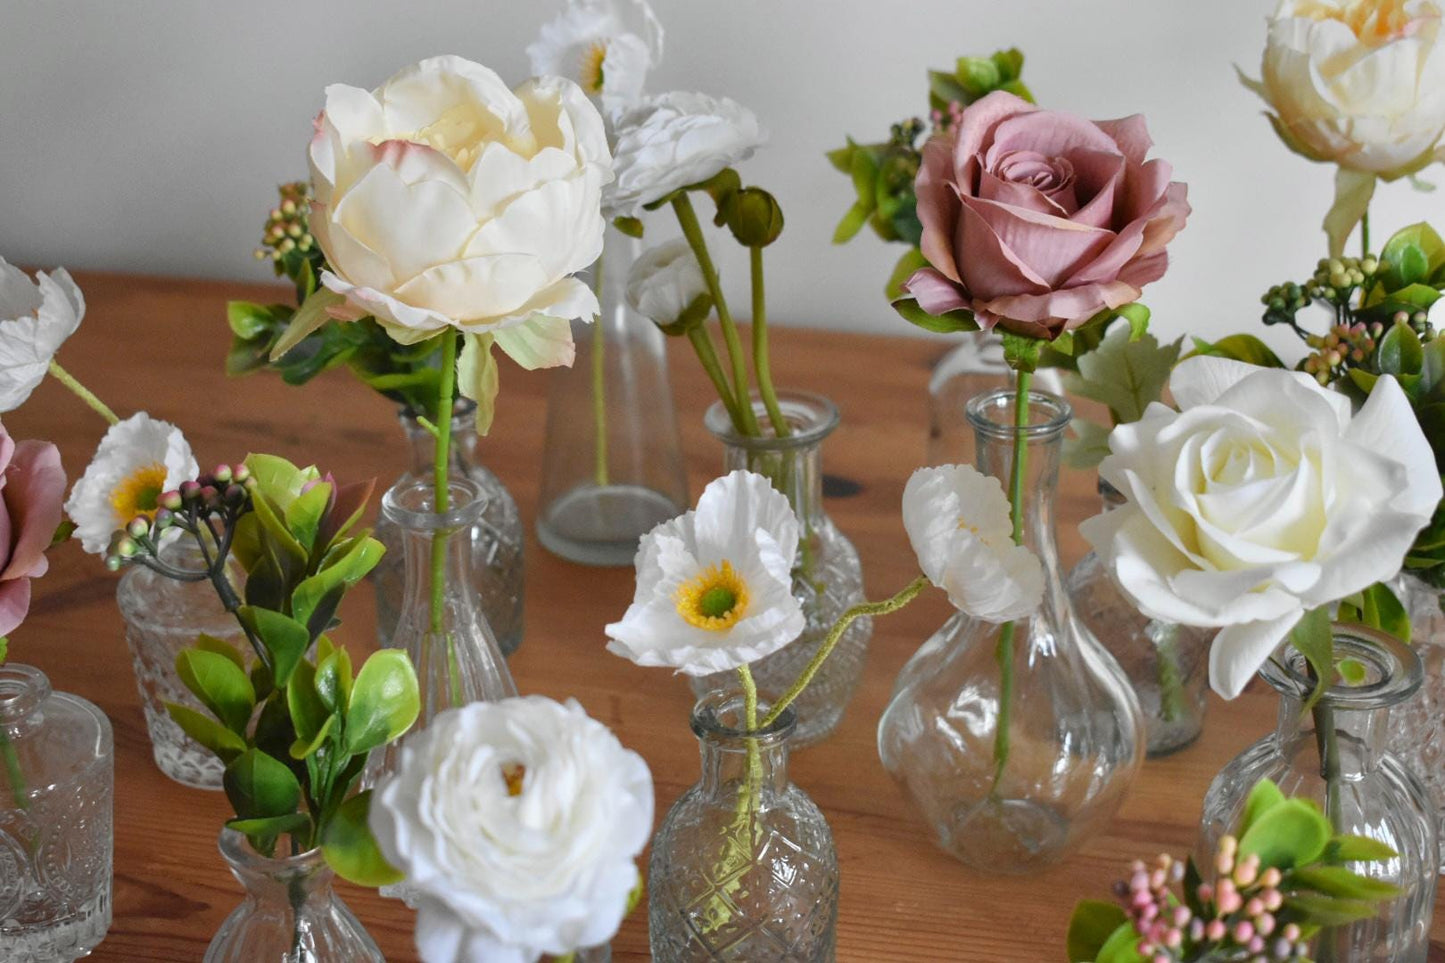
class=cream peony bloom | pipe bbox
[607,92,767,216]
[1082,357,1441,699]
[527,0,663,117]
[0,259,84,413]
[624,238,708,328]
[605,470,805,676]
[370,696,653,963]
[65,413,197,555]
[902,465,1044,623]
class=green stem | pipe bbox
[1312,696,1344,963]
[737,664,761,816]
[591,253,609,487]
[991,368,1033,791]
[686,326,748,432]
[430,331,464,706]
[48,361,120,426]
[1360,209,1371,259]
[760,576,930,728]
[749,246,788,438]
[0,728,26,810]
[673,194,760,436]
[1155,631,1187,725]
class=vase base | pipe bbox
[0,889,111,963]
[537,484,683,567]
[939,796,1072,874]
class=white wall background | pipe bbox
[4,0,1444,357]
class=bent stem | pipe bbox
[686,326,748,432]
[991,368,1033,793]
[431,330,464,706]
[749,246,788,438]
[591,253,609,487]
[48,361,120,426]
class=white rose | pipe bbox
[624,238,709,329]
[1082,357,1441,698]
[0,259,84,413]
[607,91,766,216]
[527,0,663,116]
[370,696,654,963]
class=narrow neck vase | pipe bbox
[1384,571,1445,871]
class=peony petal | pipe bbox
[333,162,478,284]
[393,254,552,323]
[492,313,578,371]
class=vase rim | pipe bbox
[218,826,327,874]
[398,397,477,423]
[1259,622,1422,710]
[704,390,839,452]
[690,690,797,745]
[382,474,488,531]
[0,663,48,724]
[966,388,1072,440]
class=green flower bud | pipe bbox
[126,517,149,539]
[723,187,785,247]
[1362,256,1379,275]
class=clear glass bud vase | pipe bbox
[649,692,838,961]
[537,225,690,566]
[1384,571,1445,870]
[878,388,1144,873]
[0,664,113,962]
[691,391,870,746]
[117,539,245,788]
[1199,626,1438,962]
[373,400,525,656]
[1067,478,1212,757]
[204,829,382,962]
[926,331,1063,467]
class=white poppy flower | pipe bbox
[0,259,84,413]
[527,0,663,116]
[607,91,767,217]
[64,413,197,555]
[1082,357,1441,698]
[370,696,653,963]
[902,464,1044,623]
[605,470,805,676]
[624,238,708,328]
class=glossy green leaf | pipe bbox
[194,633,246,671]
[1380,222,1445,291]
[1289,606,1334,712]
[1290,865,1401,900]
[285,482,332,553]
[176,648,256,734]
[291,535,384,630]
[1286,892,1386,926]
[1187,334,1286,368]
[1325,834,1399,863]
[1067,900,1130,963]
[1239,797,1331,870]
[289,714,336,760]
[227,301,277,340]
[1337,658,1368,684]
[315,648,354,714]
[238,606,311,687]
[243,454,315,509]
[891,297,979,334]
[1379,321,1424,376]
[223,748,302,820]
[1115,303,1150,341]
[321,791,404,887]
[1095,919,1148,963]
[1239,778,1286,838]
[343,649,420,755]
[286,659,330,744]
[164,702,247,762]
[227,812,311,840]
[884,248,927,301]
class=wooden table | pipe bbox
[12,271,1445,962]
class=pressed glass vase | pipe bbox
[1199,626,1437,962]
[1384,571,1445,869]
[373,400,525,656]
[116,539,244,788]
[878,388,1144,873]
[0,664,113,962]
[1067,478,1212,757]
[926,330,1062,467]
[649,692,838,961]
[690,391,870,746]
[204,829,382,962]
[537,224,689,566]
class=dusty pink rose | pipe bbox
[0,426,66,638]
[903,91,1190,340]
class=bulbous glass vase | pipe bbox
[1384,571,1445,870]
[649,692,838,961]
[1199,626,1438,963]
[878,388,1144,874]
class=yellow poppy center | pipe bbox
[1297,0,1418,43]
[675,561,749,631]
[501,762,526,797]
[580,41,608,94]
[110,463,167,525]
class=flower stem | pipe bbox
[1312,695,1344,963]
[749,247,788,438]
[991,368,1033,791]
[737,664,762,812]
[431,330,464,707]
[686,327,748,432]
[1360,209,1371,259]
[0,728,27,810]
[760,575,930,728]
[591,252,609,487]
[672,194,760,436]
[48,361,119,426]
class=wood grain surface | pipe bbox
[10,272,1444,962]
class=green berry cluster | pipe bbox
[254,182,319,285]
[1301,322,1382,385]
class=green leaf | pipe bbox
[164,702,247,762]
[890,297,979,334]
[343,649,421,756]
[1067,900,1130,963]
[1380,222,1445,291]
[176,648,256,734]
[1114,303,1150,341]
[227,301,278,340]
[1094,920,1148,963]
[286,659,330,745]
[270,288,345,360]
[238,606,311,687]
[223,749,302,820]
[1239,778,1286,838]
[832,203,871,244]
[291,535,384,630]
[243,454,314,509]
[1325,834,1400,863]
[1063,325,1181,425]
[194,633,246,671]
[1289,606,1334,712]
[1286,892,1386,927]
[885,248,927,301]
[227,812,311,840]
[285,482,332,554]
[1324,169,1377,258]
[457,333,499,436]
[320,791,404,887]
[1289,865,1401,900]
[1187,334,1286,368]
[1337,657,1368,684]
[1239,797,1332,870]
[289,713,336,760]
[1379,321,1425,376]
[928,69,970,113]
[1063,418,1113,470]
[1359,581,1410,644]
[315,647,354,714]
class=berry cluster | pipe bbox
[106,463,254,572]
[1301,321,1383,385]
[253,182,316,266]
[929,100,966,133]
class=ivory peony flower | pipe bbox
[902,91,1190,341]
[65,413,197,555]
[607,92,767,216]
[527,0,663,117]
[1081,356,1441,698]
[0,425,66,639]
[370,696,653,963]
[605,470,804,676]
[903,465,1044,623]
[625,238,708,328]
[0,259,84,413]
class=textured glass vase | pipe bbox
[649,692,838,961]
[1384,571,1445,870]
[1067,478,1212,756]
[116,539,244,788]
[926,331,1063,467]
[373,400,525,657]
[1201,626,1437,962]
[689,391,870,746]
[0,664,113,962]
[878,388,1144,873]
[204,829,382,962]
[537,225,689,566]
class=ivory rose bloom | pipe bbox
[0,259,84,413]
[0,425,66,639]
[625,238,708,328]
[902,91,1190,340]
[1081,357,1441,699]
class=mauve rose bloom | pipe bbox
[0,426,65,638]
[903,91,1190,340]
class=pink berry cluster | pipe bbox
[254,182,316,266]
[106,463,255,571]
[929,99,966,133]
[1301,321,1383,385]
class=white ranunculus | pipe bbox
[1082,356,1442,698]
[527,0,663,116]
[624,238,708,327]
[0,259,84,413]
[65,413,197,555]
[370,696,653,963]
[902,465,1044,623]
[607,92,766,216]
[605,470,804,676]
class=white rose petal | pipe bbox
[64,413,197,556]
[0,259,84,413]
[625,238,708,327]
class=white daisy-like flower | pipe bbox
[605,470,804,676]
[65,413,198,555]
[0,258,85,413]
[903,465,1044,623]
[527,0,663,117]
